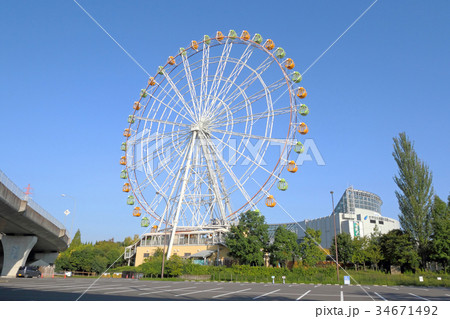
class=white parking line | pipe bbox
[253,289,280,300]
[212,288,251,299]
[138,286,193,296]
[340,291,344,301]
[296,290,311,301]
[104,285,172,295]
[408,293,430,301]
[174,287,223,297]
[374,292,388,301]
[446,294,450,297]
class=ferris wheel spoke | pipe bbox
[209,132,281,181]
[206,40,234,111]
[134,116,191,129]
[201,132,254,206]
[181,53,200,118]
[208,128,294,145]
[213,56,274,114]
[206,45,255,116]
[146,93,195,124]
[200,42,210,115]
[212,77,285,121]
[212,106,291,128]
[159,70,197,121]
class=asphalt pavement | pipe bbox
[0,278,449,301]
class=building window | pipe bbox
[357,215,361,221]
[378,221,384,225]
[143,253,150,258]
[370,220,376,224]
[184,253,191,257]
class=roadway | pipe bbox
[0,278,449,301]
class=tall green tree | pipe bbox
[379,229,419,272]
[430,195,450,271]
[69,229,82,249]
[365,233,383,270]
[330,233,354,267]
[352,236,369,270]
[269,225,299,267]
[393,132,433,268]
[298,228,326,266]
[226,210,269,266]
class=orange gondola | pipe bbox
[132,207,141,217]
[265,195,276,207]
[241,30,250,41]
[265,39,275,50]
[285,58,295,70]
[167,56,175,65]
[148,77,156,86]
[123,128,131,137]
[287,160,298,173]
[216,31,224,41]
[120,156,126,165]
[191,40,199,50]
[122,183,130,192]
[297,87,307,99]
[297,122,309,135]
[133,102,141,110]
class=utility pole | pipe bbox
[331,191,339,283]
[156,192,169,279]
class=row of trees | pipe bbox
[55,231,140,273]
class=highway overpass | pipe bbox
[0,170,70,277]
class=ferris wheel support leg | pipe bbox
[166,131,197,258]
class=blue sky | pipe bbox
[1,0,449,243]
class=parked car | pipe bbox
[16,266,41,278]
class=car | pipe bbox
[16,266,41,278]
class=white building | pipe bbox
[268,187,400,248]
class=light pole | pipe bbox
[156,191,169,279]
[61,194,76,240]
[330,191,339,283]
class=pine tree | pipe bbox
[393,132,433,268]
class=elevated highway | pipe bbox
[0,170,70,277]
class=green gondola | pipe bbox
[298,104,309,116]
[228,30,237,39]
[275,47,286,59]
[277,178,288,191]
[127,195,135,205]
[204,35,211,45]
[253,33,263,44]
[121,142,127,152]
[141,217,150,227]
[128,115,135,124]
[291,71,302,83]
[120,169,128,179]
[140,89,148,98]
[294,141,304,154]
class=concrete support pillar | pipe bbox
[0,235,37,277]
[34,252,59,265]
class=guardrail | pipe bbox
[0,169,66,231]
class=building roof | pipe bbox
[188,250,215,259]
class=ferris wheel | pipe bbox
[120,29,309,242]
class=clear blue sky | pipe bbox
[1,0,448,243]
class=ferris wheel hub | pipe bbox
[190,118,212,133]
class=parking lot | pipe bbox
[0,278,449,301]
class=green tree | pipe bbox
[122,234,140,247]
[69,229,82,249]
[365,234,383,270]
[430,195,450,272]
[330,233,353,267]
[226,210,269,266]
[379,229,419,273]
[352,236,369,270]
[298,228,326,267]
[166,255,184,277]
[269,225,299,267]
[393,132,433,268]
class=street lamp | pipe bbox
[330,191,339,282]
[156,191,169,279]
[61,194,76,240]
